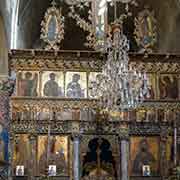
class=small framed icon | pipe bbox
[48,165,56,176]
[16,165,24,176]
[142,165,150,176]
[66,72,87,98]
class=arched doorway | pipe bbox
[82,137,117,180]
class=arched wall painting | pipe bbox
[37,136,69,176]
[130,137,160,176]
[13,134,30,174]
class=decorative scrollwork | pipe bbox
[11,97,99,112]
[0,78,15,96]
[130,122,162,135]
[9,49,180,73]
[68,4,97,49]
[9,49,104,71]
[130,62,180,73]
[40,0,65,50]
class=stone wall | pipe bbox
[0,15,8,76]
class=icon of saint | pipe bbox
[18,72,38,96]
[132,139,156,175]
[43,73,63,97]
[143,165,150,176]
[67,74,84,98]
[159,76,178,99]
[16,166,24,176]
[48,166,56,176]
[14,136,30,173]
[39,137,67,175]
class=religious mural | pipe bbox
[144,73,156,100]
[13,134,30,175]
[17,71,38,96]
[42,71,64,97]
[165,110,176,122]
[136,109,156,122]
[56,109,73,121]
[37,108,53,120]
[130,137,159,176]
[136,110,146,122]
[15,71,180,101]
[158,74,179,99]
[157,109,165,122]
[10,71,17,96]
[88,72,101,98]
[146,109,157,122]
[134,7,157,52]
[65,72,87,98]
[37,136,68,176]
[16,165,24,176]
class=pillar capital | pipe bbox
[28,133,37,142]
[71,133,82,141]
[160,125,169,142]
[117,126,129,141]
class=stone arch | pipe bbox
[82,137,117,179]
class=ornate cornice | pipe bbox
[10,119,172,136]
[11,97,98,111]
[11,97,180,111]
[137,101,180,110]
[9,49,105,71]
[130,62,180,73]
[129,122,161,135]
[9,49,180,72]
[11,120,70,134]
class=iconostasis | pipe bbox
[10,68,179,178]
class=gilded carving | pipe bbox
[9,49,180,179]
[40,0,64,50]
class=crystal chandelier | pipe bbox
[64,0,149,112]
[91,22,149,112]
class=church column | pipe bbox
[70,120,81,180]
[28,134,37,179]
[173,119,177,167]
[118,125,129,180]
[160,125,168,178]
[71,133,81,180]
[8,133,15,179]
